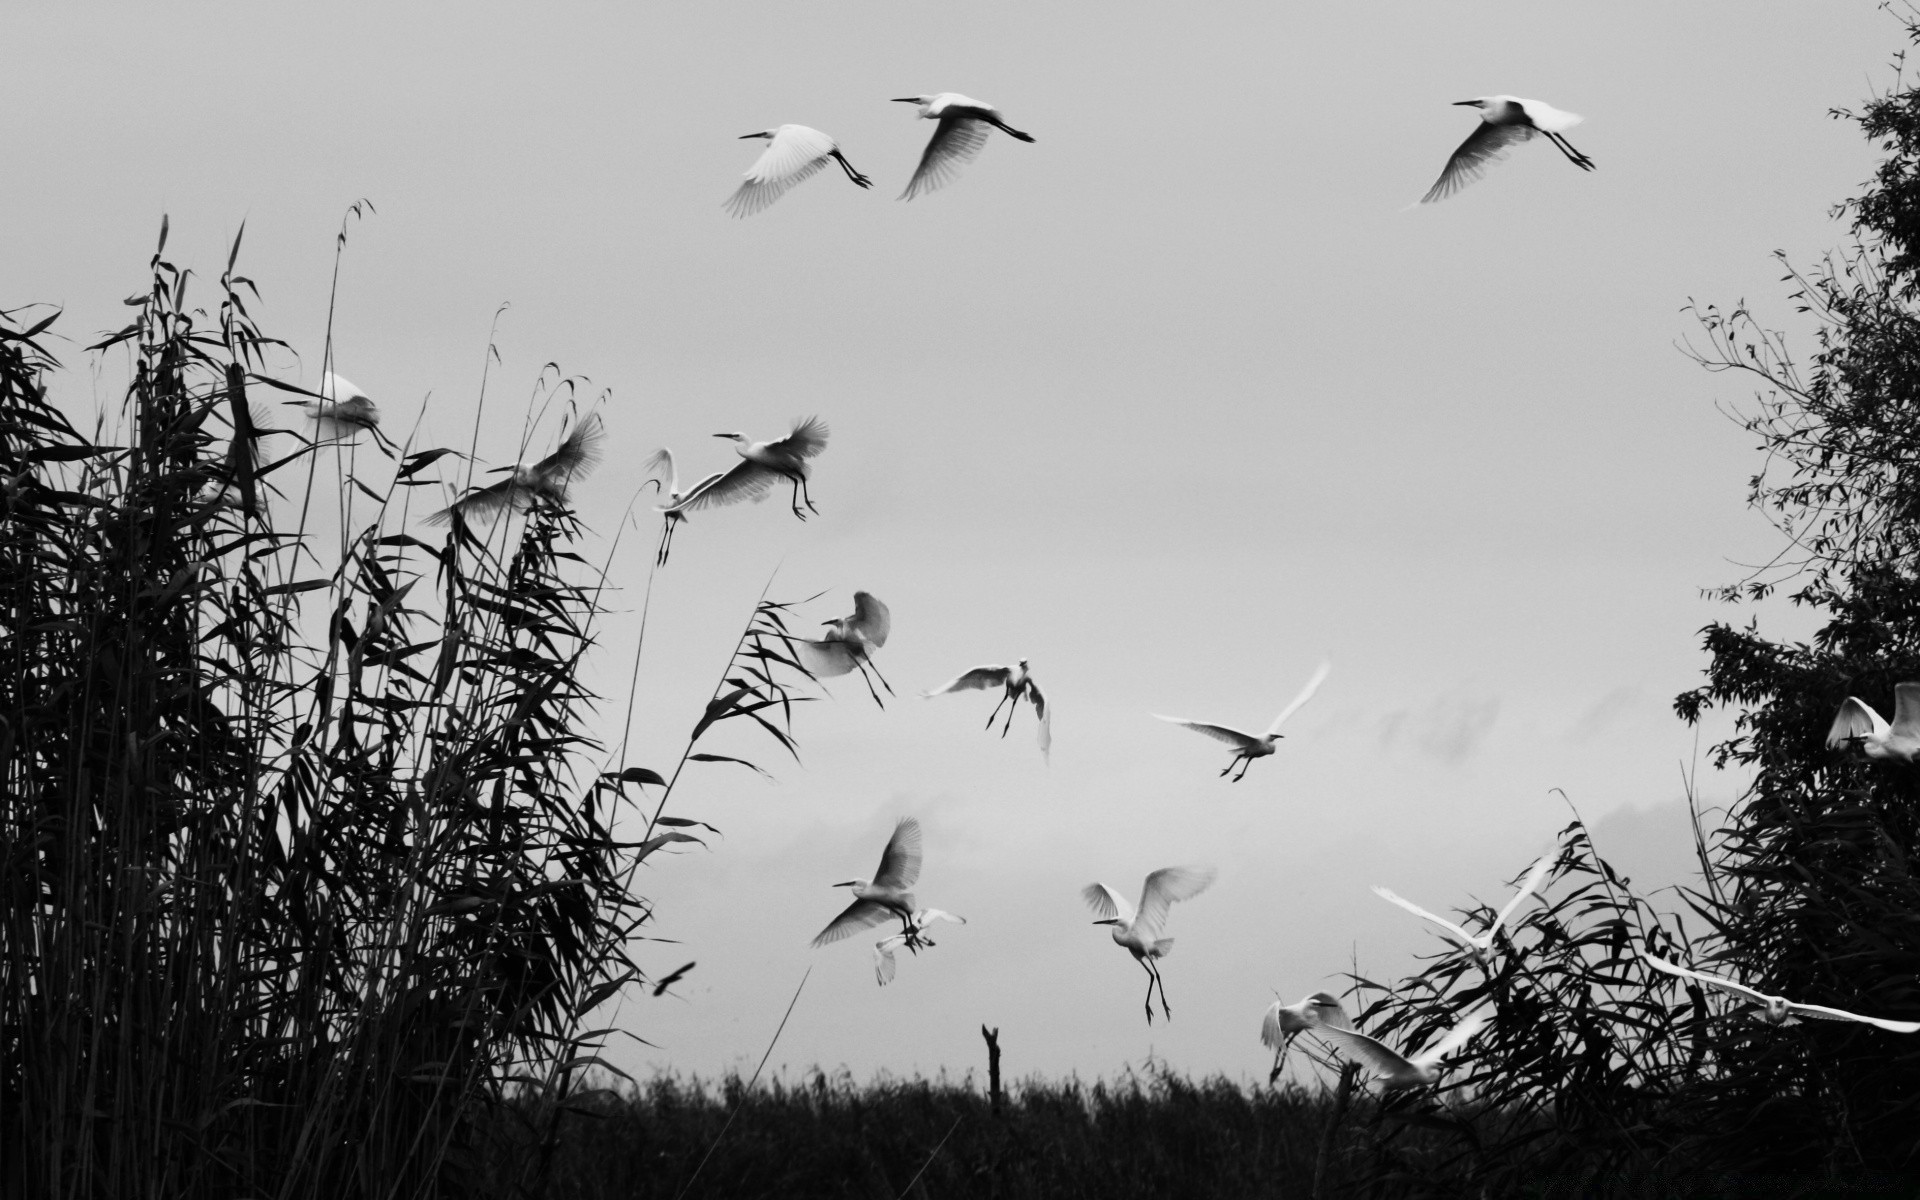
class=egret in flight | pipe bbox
[1642,953,1920,1033]
[725,124,873,218]
[1083,866,1216,1023]
[798,591,893,702]
[643,447,724,565]
[1261,991,1353,1081]
[1826,683,1920,764]
[1421,96,1595,205]
[661,416,830,522]
[1372,853,1554,965]
[288,372,381,439]
[1155,661,1331,781]
[1319,1008,1494,1091]
[892,93,1035,201]
[427,413,604,526]
[873,908,966,986]
[926,658,1050,762]
[810,817,923,948]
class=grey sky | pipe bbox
[4,2,1895,1084]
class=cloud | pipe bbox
[1567,685,1641,744]
[1376,694,1500,765]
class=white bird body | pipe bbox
[926,658,1051,761]
[662,416,830,521]
[873,908,966,986]
[1372,853,1553,963]
[799,591,894,701]
[1155,661,1330,782]
[725,124,873,218]
[644,447,726,564]
[1421,95,1595,204]
[1319,1008,1493,1091]
[1642,953,1920,1033]
[1260,991,1353,1080]
[892,92,1035,201]
[288,372,380,436]
[1083,866,1216,1022]
[1825,683,1920,763]
[428,413,604,526]
[811,818,925,948]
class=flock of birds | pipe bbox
[253,87,1920,1096]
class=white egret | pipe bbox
[1154,661,1331,782]
[1319,1008,1494,1091]
[725,124,873,218]
[810,817,924,948]
[1372,853,1553,965]
[643,447,725,565]
[873,908,967,986]
[1421,96,1594,205]
[1261,991,1353,1080]
[1082,866,1216,1023]
[287,372,381,438]
[798,591,893,701]
[925,658,1050,762]
[427,413,604,526]
[891,93,1035,201]
[1642,953,1920,1033]
[661,416,830,522]
[1825,683,1920,763]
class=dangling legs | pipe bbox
[985,691,1012,732]
[1544,131,1594,171]
[1138,957,1158,1024]
[831,149,874,189]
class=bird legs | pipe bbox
[1137,956,1174,1024]
[1221,753,1255,783]
[984,115,1036,144]
[829,150,874,189]
[1543,131,1595,171]
[657,512,684,566]
[782,471,820,520]
[985,690,1018,737]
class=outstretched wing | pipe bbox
[726,125,836,218]
[1260,1002,1294,1049]
[873,817,923,889]
[663,458,777,514]
[1371,886,1478,947]
[1029,676,1051,761]
[849,591,891,648]
[1081,882,1136,927]
[873,938,902,986]
[1420,121,1535,205]
[797,638,866,678]
[768,415,830,461]
[426,478,524,526]
[1784,1001,1920,1034]
[1154,716,1261,752]
[1827,696,1890,750]
[901,114,991,201]
[1489,854,1555,938]
[810,897,895,947]
[1264,661,1332,737]
[536,412,605,483]
[917,908,966,929]
[1318,1025,1414,1079]
[1413,1007,1493,1069]
[1890,683,1920,742]
[926,665,1012,696]
[644,447,677,491]
[1641,953,1777,1007]
[1135,866,1216,943]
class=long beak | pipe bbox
[1452,100,1480,107]
[1092,918,1118,926]
[739,132,767,139]
[832,880,859,888]
[890,97,920,103]
[711,432,733,438]
[485,465,514,475]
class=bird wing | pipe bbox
[1489,854,1554,938]
[849,591,891,648]
[1309,993,1355,1032]
[1134,866,1216,943]
[1155,716,1262,752]
[1420,120,1536,205]
[810,897,895,947]
[1891,683,1920,741]
[797,638,865,678]
[1512,98,1583,133]
[1783,1001,1920,1033]
[662,458,777,514]
[1082,882,1136,926]
[926,665,1012,696]
[1641,953,1777,1007]
[726,126,836,218]
[426,478,523,526]
[901,114,991,201]
[768,415,831,461]
[535,412,605,484]
[873,817,923,889]
[1029,675,1052,760]
[644,447,677,491]
[1371,886,1477,947]
[873,939,900,986]
[1263,661,1332,737]
[1260,1002,1293,1049]
[323,372,369,404]
[1413,1007,1493,1069]
[1317,1026,1415,1079]
[918,908,966,927]
[1827,696,1890,749]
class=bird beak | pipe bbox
[1091,918,1117,926]
[739,132,766,139]
[711,433,732,438]
[484,465,514,475]
[1452,100,1480,107]
[832,880,858,888]
[890,97,919,103]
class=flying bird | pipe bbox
[798,591,894,702]
[1825,683,1920,764]
[892,93,1035,201]
[1372,853,1554,965]
[925,658,1050,762]
[1261,991,1353,1081]
[1642,953,1920,1033]
[287,372,382,439]
[660,416,830,522]
[873,908,966,986]
[1082,866,1216,1023]
[643,447,725,565]
[1319,1008,1494,1091]
[725,124,873,218]
[1154,661,1331,781]
[810,817,924,948]
[1420,96,1595,205]
[427,413,604,526]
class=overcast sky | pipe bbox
[4,2,1899,1087]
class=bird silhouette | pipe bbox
[287,372,382,441]
[1421,96,1594,204]
[1083,866,1216,1023]
[926,658,1050,762]
[1643,953,1920,1032]
[892,93,1035,200]
[1155,661,1330,781]
[661,416,830,522]
[798,591,894,702]
[725,124,873,217]
[1372,853,1554,965]
[811,818,924,948]
[1319,1008,1494,1091]
[1261,991,1352,1080]
[643,447,725,565]
[427,413,604,526]
[1826,682,1920,764]
[873,908,966,986]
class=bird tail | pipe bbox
[1152,938,1175,957]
